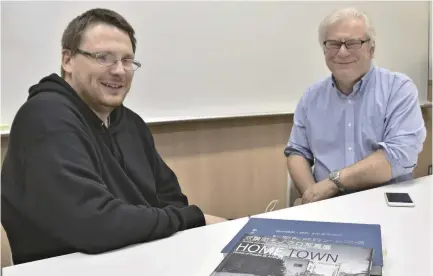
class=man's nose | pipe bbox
[337,44,350,57]
[111,60,126,75]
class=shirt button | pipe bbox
[348,123,352,127]
[348,100,352,104]
[348,147,352,151]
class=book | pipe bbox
[212,233,373,276]
[221,218,382,275]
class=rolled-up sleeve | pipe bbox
[284,92,314,164]
[377,78,427,179]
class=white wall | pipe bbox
[0,1,430,127]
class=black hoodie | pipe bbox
[1,74,206,264]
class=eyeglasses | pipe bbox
[323,39,371,50]
[75,49,141,71]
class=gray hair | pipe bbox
[318,8,376,48]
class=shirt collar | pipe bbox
[331,63,375,95]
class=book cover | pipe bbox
[221,218,382,275]
[212,234,373,276]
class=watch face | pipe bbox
[330,171,337,179]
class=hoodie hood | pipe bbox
[28,73,73,100]
[28,73,124,131]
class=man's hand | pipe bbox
[293,198,303,206]
[301,179,339,204]
[204,214,228,225]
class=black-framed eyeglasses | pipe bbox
[323,39,371,50]
[75,49,141,71]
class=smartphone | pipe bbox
[385,192,415,207]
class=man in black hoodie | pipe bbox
[1,8,227,264]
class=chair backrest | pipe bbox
[1,224,14,268]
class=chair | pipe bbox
[1,224,13,268]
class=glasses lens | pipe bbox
[121,59,141,71]
[345,40,362,49]
[96,53,116,66]
[95,53,140,71]
[325,41,342,49]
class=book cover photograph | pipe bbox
[221,218,382,275]
[211,234,373,276]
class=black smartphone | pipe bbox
[385,192,415,207]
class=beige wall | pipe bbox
[1,83,431,219]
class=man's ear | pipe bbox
[61,49,73,74]
[369,45,375,59]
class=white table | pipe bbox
[3,175,432,276]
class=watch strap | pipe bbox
[329,170,346,192]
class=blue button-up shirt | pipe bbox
[285,65,426,190]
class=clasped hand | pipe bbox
[297,179,339,205]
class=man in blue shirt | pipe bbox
[285,8,427,205]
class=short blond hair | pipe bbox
[318,8,376,48]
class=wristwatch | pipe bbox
[329,170,346,193]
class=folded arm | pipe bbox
[137,120,191,208]
[285,92,316,196]
[152,149,190,208]
[20,130,204,254]
[287,154,315,196]
[339,78,426,190]
[141,122,226,223]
